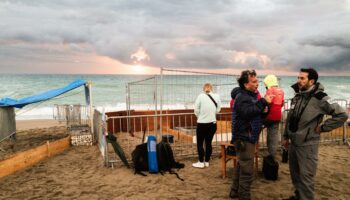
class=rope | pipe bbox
[0,131,16,144]
[16,101,46,116]
[15,90,84,116]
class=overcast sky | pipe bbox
[1,0,350,75]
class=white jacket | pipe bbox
[194,92,221,123]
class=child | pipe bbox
[263,75,284,158]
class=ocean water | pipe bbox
[0,74,349,119]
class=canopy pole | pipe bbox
[86,81,94,134]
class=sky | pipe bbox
[1,0,350,75]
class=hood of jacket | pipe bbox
[231,87,242,99]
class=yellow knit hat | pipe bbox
[264,75,278,89]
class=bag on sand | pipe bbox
[263,155,279,181]
[282,148,288,163]
[225,146,236,156]
[157,141,185,180]
[131,143,148,176]
[131,141,185,181]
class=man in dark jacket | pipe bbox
[229,70,273,199]
[283,68,348,200]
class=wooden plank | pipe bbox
[0,136,70,178]
[166,128,193,143]
[0,145,47,177]
[48,137,70,157]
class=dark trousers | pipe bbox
[196,122,217,162]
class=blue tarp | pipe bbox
[0,80,87,108]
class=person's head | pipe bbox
[263,74,278,89]
[298,68,318,90]
[203,83,213,94]
[238,70,258,92]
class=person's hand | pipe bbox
[282,139,289,149]
[264,94,275,104]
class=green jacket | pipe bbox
[284,83,348,146]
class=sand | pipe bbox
[0,121,349,200]
[0,120,67,160]
[16,119,64,130]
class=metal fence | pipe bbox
[53,104,90,129]
[105,67,348,167]
[93,109,108,166]
[104,112,232,167]
[126,68,274,117]
[102,99,349,167]
[125,68,278,137]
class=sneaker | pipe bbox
[204,162,209,167]
[192,161,205,168]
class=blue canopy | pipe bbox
[0,80,87,108]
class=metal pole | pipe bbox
[103,113,109,167]
[126,83,131,133]
[154,77,157,136]
[88,81,94,134]
[160,67,163,135]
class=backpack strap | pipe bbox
[134,171,147,176]
[169,170,184,181]
[159,142,185,181]
[207,94,217,108]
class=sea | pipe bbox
[0,74,349,120]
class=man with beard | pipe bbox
[283,68,347,200]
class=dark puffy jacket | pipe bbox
[232,89,268,143]
[230,87,261,111]
[230,87,242,111]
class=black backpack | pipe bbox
[131,143,148,176]
[157,142,185,169]
[262,155,279,180]
[156,141,185,181]
[131,141,185,181]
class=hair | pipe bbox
[300,68,318,83]
[238,70,257,89]
[203,83,213,94]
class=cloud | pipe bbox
[0,0,350,74]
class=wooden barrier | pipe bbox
[106,108,232,133]
[0,136,70,178]
[166,127,193,143]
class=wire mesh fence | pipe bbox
[53,104,90,129]
[104,112,233,167]
[98,68,348,167]
[93,109,108,166]
[103,98,349,167]
[126,68,275,113]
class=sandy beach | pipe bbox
[16,119,64,131]
[0,120,67,160]
[0,120,349,200]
